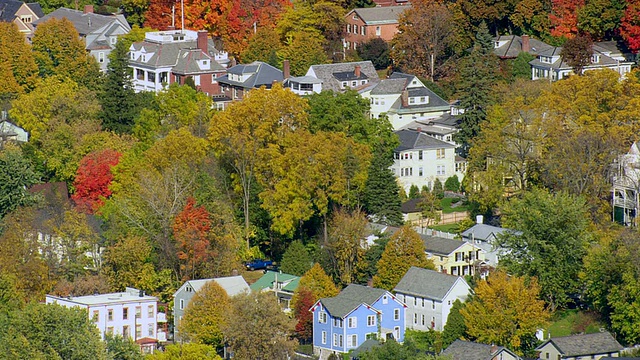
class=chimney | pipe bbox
[491,345,498,354]
[232,269,238,276]
[283,59,290,79]
[522,35,530,53]
[230,57,237,67]
[354,65,361,77]
[417,127,421,133]
[166,25,175,31]
[476,214,484,224]
[401,89,408,107]
[83,5,93,14]
[197,30,208,54]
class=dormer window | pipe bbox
[495,41,500,48]
[110,37,117,45]
[342,81,347,88]
[591,54,600,63]
[540,56,551,64]
[203,60,208,65]
[130,52,134,60]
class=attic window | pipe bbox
[203,60,208,65]
[141,55,146,62]
[110,37,116,45]
[495,41,500,48]
[353,14,358,20]
[591,54,600,63]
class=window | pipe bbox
[420,96,427,103]
[148,305,154,318]
[110,36,117,45]
[419,167,423,177]
[422,314,425,326]
[414,297,417,306]
[367,315,376,326]
[414,313,418,324]
[123,307,129,320]
[179,299,184,310]
[546,353,549,359]
[437,165,445,175]
[136,69,144,80]
[148,324,154,336]
[361,26,365,36]
[333,318,343,328]
[339,335,343,347]
[108,309,114,321]
[376,26,381,36]
[135,306,142,319]
[136,324,142,339]
[409,97,415,104]
[322,331,327,344]
[354,25,358,34]
[366,333,377,340]
[123,325,130,338]
[147,71,155,83]
[351,81,357,87]
[432,300,435,310]
[334,333,338,346]
[348,334,357,347]
[21,15,32,23]
[436,148,445,159]
[319,312,327,323]
[394,327,400,340]
[394,308,400,320]
[422,298,425,307]
[348,317,357,328]
[92,310,99,322]
[347,24,351,33]
[383,295,388,304]
[342,81,348,88]
[106,326,114,335]
[418,150,423,160]
[98,52,104,63]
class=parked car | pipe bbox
[245,259,274,271]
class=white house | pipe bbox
[391,128,465,193]
[612,142,640,226]
[46,287,167,350]
[394,266,471,331]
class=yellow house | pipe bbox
[422,235,487,277]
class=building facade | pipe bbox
[0,0,44,40]
[612,142,640,226]
[343,6,409,51]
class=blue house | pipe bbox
[311,284,406,359]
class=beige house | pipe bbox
[0,0,44,40]
[422,235,486,277]
[535,332,622,360]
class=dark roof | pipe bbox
[443,340,515,360]
[401,198,421,213]
[0,0,23,21]
[130,39,225,74]
[349,5,410,25]
[493,35,554,58]
[395,129,455,152]
[217,61,283,89]
[320,284,387,318]
[394,266,466,301]
[370,78,407,95]
[308,61,379,93]
[350,338,382,357]
[26,2,42,17]
[537,332,623,357]
[333,70,368,81]
[422,235,466,255]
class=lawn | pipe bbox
[440,197,470,214]
[547,310,605,337]
[429,223,461,233]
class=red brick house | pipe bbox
[343,5,410,51]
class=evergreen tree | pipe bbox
[432,178,444,199]
[280,240,312,276]
[442,299,467,347]
[444,175,460,192]
[364,152,404,225]
[408,184,421,199]
[510,52,535,81]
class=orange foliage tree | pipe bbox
[621,0,640,53]
[72,149,122,214]
[549,0,585,38]
[172,197,212,281]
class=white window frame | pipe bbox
[319,312,327,324]
[367,315,375,326]
[179,299,184,310]
[394,308,400,321]
[348,317,357,328]
[322,331,327,344]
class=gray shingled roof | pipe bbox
[538,332,623,357]
[308,61,379,93]
[130,39,225,74]
[422,235,466,256]
[320,284,387,318]
[217,61,283,89]
[395,129,455,151]
[394,266,465,301]
[0,0,24,21]
[35,8,130,36]
[350,5,410,25]
[461,224,519,242]
[174,49,225,75]
[493,35,554,58]
[370,78,407,95]
[443,340,514,360]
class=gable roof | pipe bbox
[249,271,300,293]
[34,8,130,37]
[461,223,519,242]
[307,61,379,93]
[422,235,468,256]
[178,276,249,298]
[400,198,421,213]
[217,61,283,89]
[536,332,623,357]
[319,284,389,318]
[394,266,467,301]
[0,0,24,21]
[348,5,410,25]
[493,35,554,58]
[395,129,456,152]
[443,340,518,360]
[370,78,407,95]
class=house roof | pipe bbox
[181,276,249,297]
[350,338,382,357]
[443,340,517,360]
[320,284,388,318]
[393,266,467,301]
[395,129,456,152]
[401,198,421,213]
[422,235,467,256]
[35,8,130,36]
[130,39,225,74]
[0,0,24,21]
[493,35,554,58]
[370,78,407,95]
[536,332,623,357]
[461,224,519,242]
[217,61,283,89]
[285,75,323,84]
[308,61,379,93]
[348,5,410,25]
[26,2,42,17]
[249,271,301,293]
[47,287,156,306]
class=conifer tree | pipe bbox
[442,299,467,347]
[280,240,312,276]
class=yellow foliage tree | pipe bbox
[178,280,230,347]
[292,263,339,308]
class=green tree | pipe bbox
[510,52,536,81]
[417,191,442,229]
[498,188,592,310]
[432,178,444,199]
[357,37,390,70]
[178,281,230,347]
[145,343,221,360]
[577,0,625,39]
[105,334,143,360]
[278,31,328,77]
[280,240,312,276]
[240,27,281,66]
[444,175,461,192]
[222,291,297,360]
[442,299,467,347]
[373,226,434,291]
[408,184,421,199]
[358,233,391,284]
[461,270,550,355]
[0,144,39,218]
[364,150,403,225]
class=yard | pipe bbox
[547,310,605,337]
[441,197,469,214]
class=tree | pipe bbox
[432,178,444,199]
[577,0,625,39]
[417,191,442,229]
[209,83,309,247]
[364,150,403,225]
[392,0,453,81]
[550,0,584,38]
[72,149,122,214]
[442,299,467,348]
[103,235,162,294]
[326,209,368,286]
[173,197,213,281]
[510,0,552,39]
[278,31,328,77]
[105,334,144,360]
[560,34,593,75]
[408,184,421,199]
[357,37,390,70]
[498,188,592,310]
[292,286,315,342]
[0,23,38,109]
[179,281,230,347]
[145,343,221,360]
[510,52,536,81]
[0,145,39,218]
[295,263,339,302]
[372,226,434,291]
[31,18,101,90]
[222,291,297,360]
[461,271,550,355]
[240,26,281,65]
[280,240,312,276]
[444,175,461,192]
[620,0,640,52]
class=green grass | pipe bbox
[429,223,460,233]
[547,310,604,337]
[297,344,313,355]
[440,197,470,214]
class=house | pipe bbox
[391,128,464,193]
[493,34,553,59]
[249,271,300,311]
[45,287,167,349]
[372,0,410,6]
[129,29,228,95]
[34,6,131,71]
[0,119,29,144]
[460,215,520,267]
[401,113,460,145]
[214,60,284,108]
[422,235,486,277]
[0,0,43,40]
[343,5,410,51]
[612,142,640,226]
[306,61,379,93]
[173,275,249,341]
[393,266,470,331]
[535,332,623,360]
[311,284,406,360]
[443,339,521,360]
[361,72,451,130]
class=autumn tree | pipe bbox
[510,0,552,39]
[222,291,297,360]
[461,271,550,355]
[280,240,312,276]
[373,225,434,291]
[0,23,37,109]
[173,197,213,281]
[550,0,584,38]
[392,0,453,81]
[418,191,442,229]
[72,149,122,214]
[277,31,328,77]
[620,0,640,52]
[209,84,308,247]
[179,280,230,347]
[326,209,368,286]
[49,208,102,279]
[145,343,221,360]
[560,34,593,75]
[103,235,164,294]
[240,26,281,65]
[292,286,315,342]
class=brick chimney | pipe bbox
[522,35,530,53]
[197,30,208,54]
[283,59,290,79]
[230,57,237,67]
[83,5,93,13]
[490,345,499,354]
[401,89,408,107]
[354,65,361,77]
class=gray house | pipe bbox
[535,332,623,360]
[443,339,521,360]
[173,276,249,341]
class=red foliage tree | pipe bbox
[173,197,212,281]
[72,149,122,214]
[293,287,316,343]
[550,0,585,38]
[621,0,640,53]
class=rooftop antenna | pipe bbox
[181,0,184,33]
